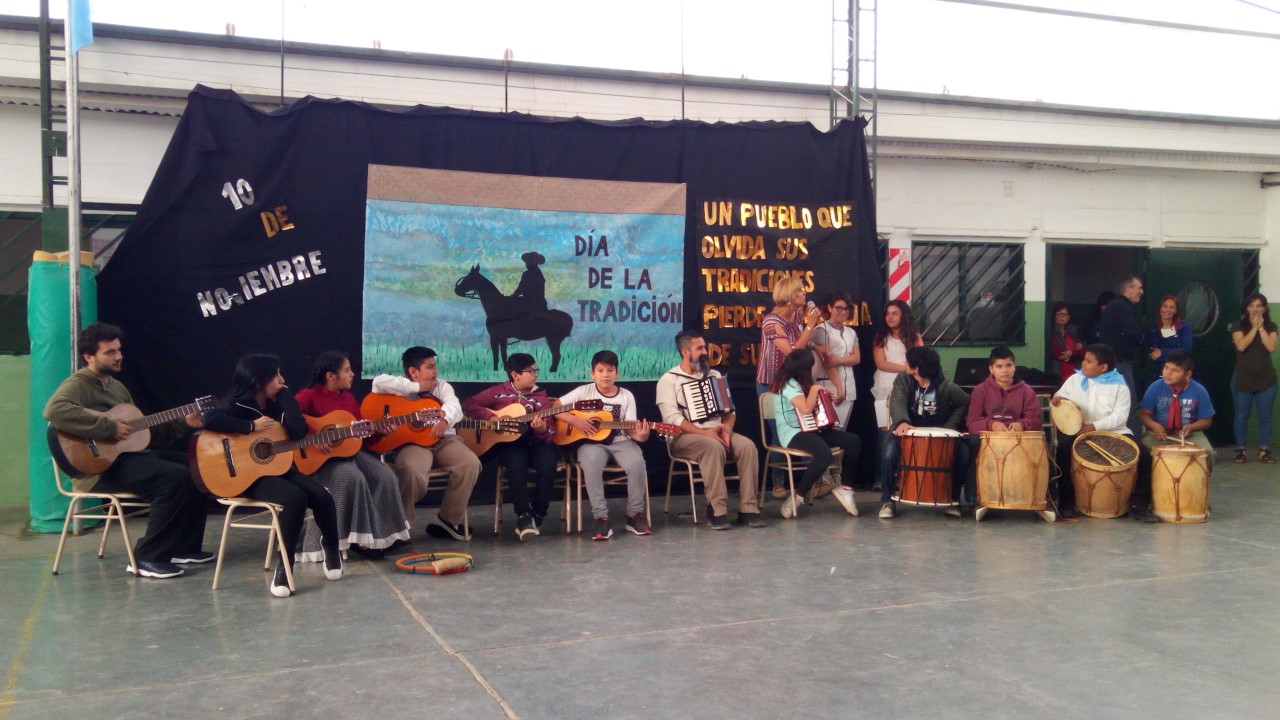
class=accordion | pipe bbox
[797,388,837,433]
[681,375,735,423]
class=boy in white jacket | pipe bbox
[1051,343,1156,522]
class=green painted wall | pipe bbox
[0,355,30,505]
[935,301,1047,382]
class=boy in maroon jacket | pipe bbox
[961,346,1041,513]
[462,353,559,541]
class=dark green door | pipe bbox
[1143,249,1244,445]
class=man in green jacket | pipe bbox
[44,323,210,579]
[876,346,971,519]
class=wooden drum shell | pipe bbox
[1070,431,1139,519]
[1150,444,1210,523]
[976,431,1049,511]
[896,428,961,506]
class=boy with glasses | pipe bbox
[463,353,560,540]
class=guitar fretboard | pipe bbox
[458,418,525,431]
[368,411,439,434]
[126,397,212,431]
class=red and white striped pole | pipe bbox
[888,246,911,303]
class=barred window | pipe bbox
[912,241,1025,345]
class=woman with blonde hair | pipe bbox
[756,276,824,496]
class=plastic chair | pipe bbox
[49,461,152,576]
[211,497,294,592]
[758,392,843,517]
[565,448,651,533]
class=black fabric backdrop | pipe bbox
[99,85,881,498]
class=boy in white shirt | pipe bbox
[559,351,652,540]
[1051,343,1155,522]
[370,346,481,540]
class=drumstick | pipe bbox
[1084,439,1124,466]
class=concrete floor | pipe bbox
[1,455,1278,720]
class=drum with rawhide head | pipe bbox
[977,430,1050,512]
[1150,443,1210,523]
[1071,431,1139,518]
[895,427,962,506]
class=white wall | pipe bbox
[876,157,1273,302]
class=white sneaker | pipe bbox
[780,494,797,519]
[832,487,859,516]
[878,502,896,519]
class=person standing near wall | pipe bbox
[870,300,923,431]
[1098,276,1146,437]
[1230,293,1277,464]
[1049,302,1085,381]
[1146,295,1192,369]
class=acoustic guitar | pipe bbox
[49,396,216,478]
[291,409,440,475]
[190,420,374,498]
[458,399,604,457]
[359,393,508,453]
[552,410,683,448]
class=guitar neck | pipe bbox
[511,404,572,423]
[458,417,525,431]
[126,400,204,431]
[367,412,424,434]
[274,426,359,454]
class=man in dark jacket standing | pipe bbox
[1098,275,1146,436]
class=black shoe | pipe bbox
[126,560,184,579]
[386,539,411,554]
[170,551,215,565]
[426,515,469,541]
[736,511,768,528]
[705,505,731,530]
[323,546,343,580]
[516,513,539,541]
[1130,505,1159,523]
[268,565,291,598]
[349,545,386,561]
[1058,506,1076,520]
[531,511,547,530]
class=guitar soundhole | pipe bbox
[250,438,274,463]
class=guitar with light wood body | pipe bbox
[552,410,683,448]
[459,399,604,457]
[49,396,215,478]
[190,419,374,497]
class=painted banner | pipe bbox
[696,198,880,385]
[363,166,686,382]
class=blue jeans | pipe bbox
[1231,375,1276,451]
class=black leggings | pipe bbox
[243,469,339,563]
[785,428,863,497]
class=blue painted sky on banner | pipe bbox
[362,200,684,382]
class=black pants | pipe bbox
[243,469,339,562]
[495,441,559,517]
[1054,432,1152,511]
[96,450,207,563]
[785,428,863,497]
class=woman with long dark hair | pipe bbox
[293,351,409,561]
[871,300,923,429]
[769,349,863,518]
[1049,302,1085,380]
[1230,293,1277,464]
[1146,294,1192,368]
[202,353,343,597]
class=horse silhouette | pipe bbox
[454,265,573,373]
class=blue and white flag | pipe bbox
[69,0,93,54]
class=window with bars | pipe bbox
[912,241,1026,346]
